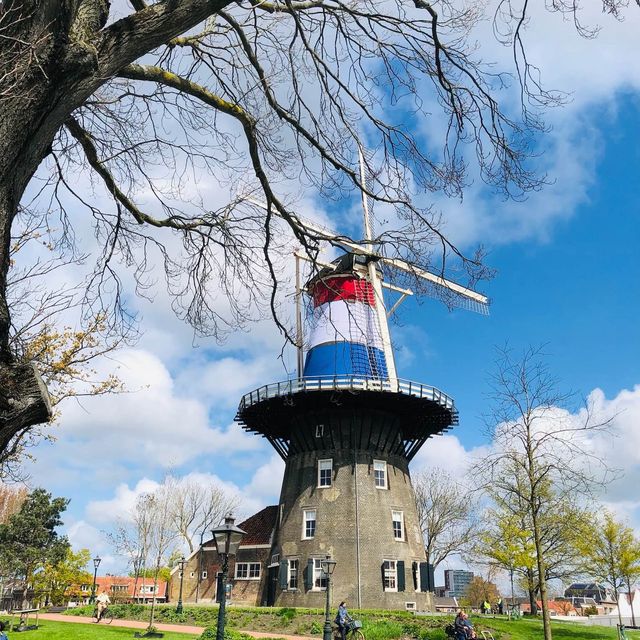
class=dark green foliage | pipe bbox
[277,608,297,623]
[0,488,70,584]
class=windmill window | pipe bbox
[289,558,299,589]
[313,558,328,590]
[392,510,404,540]
[202,571,208,579]
[316,424,324,437]
[374,460,387,489]
[383,560,397,591]
[303,509,316,539]
[318,459,333,487]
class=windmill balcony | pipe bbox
[238,375,455,412]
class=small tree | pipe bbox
[580,512,640,628]
[481,346,612,640]
[414,468,476,572]
[461,576,500,610]
[32,547,92,606]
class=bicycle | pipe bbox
[334,619,365,640]
[93,606,114,624]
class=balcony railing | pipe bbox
[238,375,455,412]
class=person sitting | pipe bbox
[453,610,476,640]
[0,620,8,640]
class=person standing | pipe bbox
[497,598,503,615]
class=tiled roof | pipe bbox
[202,506,278,548]
[238,505,278,545]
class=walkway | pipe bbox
[37,612,311,639]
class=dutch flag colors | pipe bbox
[302,275,389,379]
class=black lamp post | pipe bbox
[212,513,246,640]
[90,555,101,604]
[176,556,186,614]
[321,555,337,640]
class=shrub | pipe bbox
[277,608,297,623]
[309,621,323,635]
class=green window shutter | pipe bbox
[397,560,405,592]
[419,563,429,592]
[381,562,386,589]
[279,559,288,589]
[304,559,314,591]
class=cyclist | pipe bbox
[335,601,352,640]
[95,591,111,622]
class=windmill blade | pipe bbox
[243,197,489,314]
[380,256,489,314]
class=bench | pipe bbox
[11,608,39,632]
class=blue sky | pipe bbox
[16,5,640,583]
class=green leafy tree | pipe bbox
[481,346,612,640]
[580,512,640,627]
[32,547,93,606]
[0,488,70,606]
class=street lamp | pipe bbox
[176,556,186,614]
[212,513,246,640]
[321,555,337,640]
[90,555,101,604]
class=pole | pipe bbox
[323,572,332,640]
[295,253,304,379]
[176,558,185,614]
[216,554,228,640]
[90,565,98,605]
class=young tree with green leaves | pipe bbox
[481,346,612,640]
[32,547,93,606]
[580,512,640,628]
[0,488,70,606]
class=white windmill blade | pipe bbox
[243,197,489,313]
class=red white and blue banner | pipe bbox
[303,275,389,379]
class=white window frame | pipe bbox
[271,553,280,565]
[189,571,195,578]
[392,510,404,541]
[374,460,387,489]
[405,602,416,611]
[312,558,328,591]
[383,560,398,592]
[235,562,261,580]
[202,571,208,579]
[288,558,299,590]
[303,509,317,539]
[318,459,333,488]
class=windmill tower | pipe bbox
[236,155,488,609]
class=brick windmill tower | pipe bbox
[236,155,488,610]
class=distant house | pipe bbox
[74,576,168,605]
[433,596,459,613]
[168,506,277,607]
[564,582,613,603]
[611,589,640,620]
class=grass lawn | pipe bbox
[476,616,640,640]
[2,618,199,640]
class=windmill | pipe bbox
[249,147,489,382]
[235,149,489,610]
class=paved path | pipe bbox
[37,612,311,640]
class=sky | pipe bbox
[12,2,640,587]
